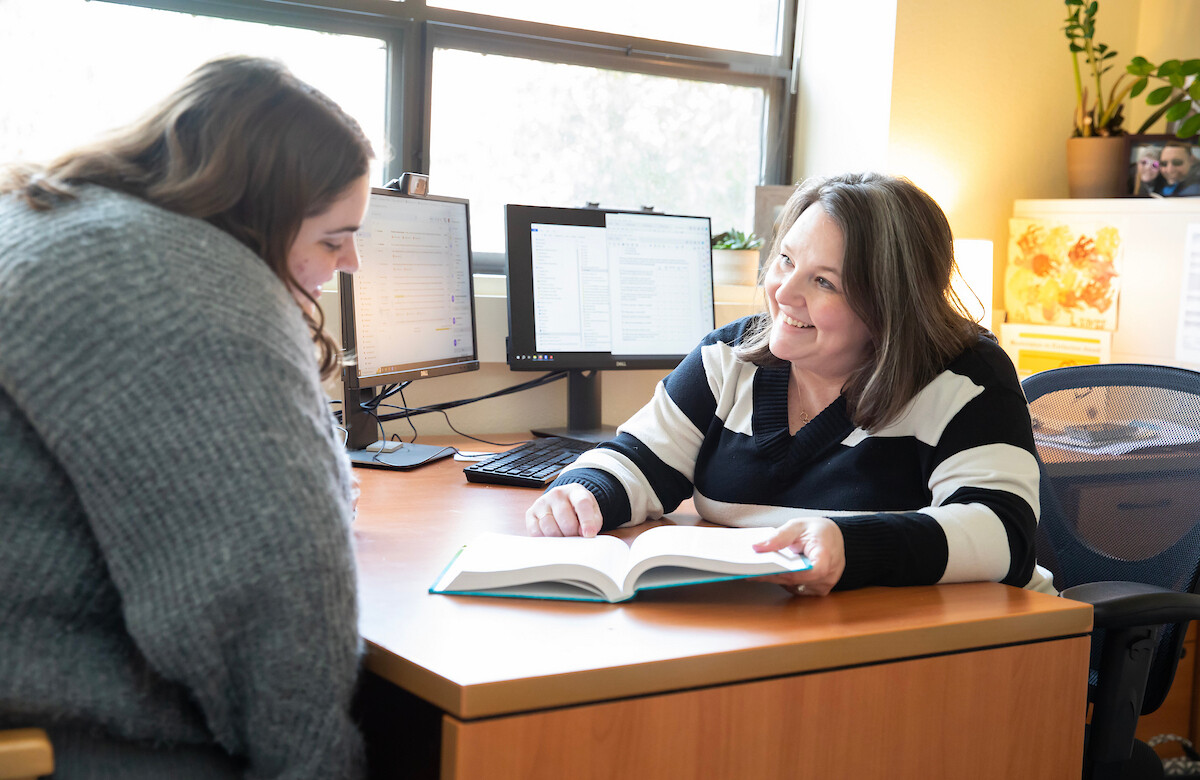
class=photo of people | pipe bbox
[1128,136,1200,197]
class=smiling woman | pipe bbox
[763,202,874,422]
[525,172,1054,602]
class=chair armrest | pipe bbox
[1062,581,1200,629]
[0,728,53,779]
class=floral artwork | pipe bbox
[1004,219,1122,330]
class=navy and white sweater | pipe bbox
[549,317,1054,593]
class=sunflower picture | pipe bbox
[1004,219,1122,330]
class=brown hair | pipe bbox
[734,172,984,431]
[0,56,374,380]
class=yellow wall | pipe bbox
[791,0,1200,325]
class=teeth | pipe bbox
[782,313,813,329]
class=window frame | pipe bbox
[99,0,798,271]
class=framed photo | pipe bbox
[1127,134,1200,197]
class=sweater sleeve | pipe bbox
[0,197,364,777]
[548,321,746,531]
[832,364,1040,591]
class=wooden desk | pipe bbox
[353,444,1093,779]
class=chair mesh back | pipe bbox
[1025,365,1200,714]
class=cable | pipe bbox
[397,384,420,443]
[370,402,523,447]
[361,381,410,411]
[344,371,566,455]
[373,371,567,422]
[435,410,524,447]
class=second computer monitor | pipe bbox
[505,204,715,441]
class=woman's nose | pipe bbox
[773,271,804,306]
[340,243,362,275]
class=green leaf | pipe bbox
[1189,80,1200,101]
[1087,1,1098,14]
[1178,113,1200,140]
[1070,43,1084,52]
[1165,100,1192,122]
[1158,59,1182,77]
[1130,77,1149,97]
[1181,59,1200,76]
[1147,85,1174,105]
[1128,56,1155,76]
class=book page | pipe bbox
[435,533,630,598]
[622,526,807,593]
[627,525,776,565]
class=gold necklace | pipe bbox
[790,373,811,429]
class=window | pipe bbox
[429,0,783,55]
[0,0,796,273]
[0,0,388,184]
[429,49,766,254]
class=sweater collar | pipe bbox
[752,364,854,464]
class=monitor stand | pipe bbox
[530,370,618,444]
[343,386,456,470]
[346,443,455,470]
[530,425,618,445]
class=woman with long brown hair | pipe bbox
[527,172,1053,598]
[0,56,372,777]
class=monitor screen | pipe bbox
[339,188,479,458]
[505,204,714,440]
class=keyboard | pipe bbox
[463,437,594,488]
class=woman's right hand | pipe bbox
[526,485,603,537]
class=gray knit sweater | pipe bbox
[0,186,364,778]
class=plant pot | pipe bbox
[711,248,761,286]
[1066,136,1128,198]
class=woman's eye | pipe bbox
[816,276,836,291]
[322,240,342,252]
[778,254,793,268]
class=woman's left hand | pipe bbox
[752,517,846,597]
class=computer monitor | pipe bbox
[340,188,479,468]
[505,204,715,442]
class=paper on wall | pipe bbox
[1004,218,1122,331]
[1174,223,1200,364]
[1000,323,1112,377]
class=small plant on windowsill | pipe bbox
[711,229,764,287]
[711,228,763,251]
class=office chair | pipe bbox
[0,729,52,779]
[1024,363,1200,780]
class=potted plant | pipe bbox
[1063,0,1129,197]
[711,228,764,286]
[1063,0,1200,197]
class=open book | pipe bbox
[429,525,812,603]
